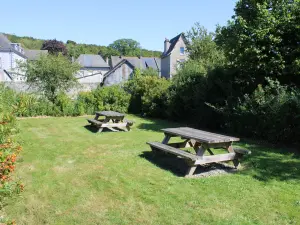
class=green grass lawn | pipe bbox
[5,116,300,225]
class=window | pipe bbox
[180,47,185,55]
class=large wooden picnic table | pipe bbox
[87,111,133,132]
[147,127,250,177]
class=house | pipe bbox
[0,33,27,82]
[75,54,110,83]
[161,33,188,79]
[103,56,161,86]
[24,49,48,60]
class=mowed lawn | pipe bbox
[5,116,300,225]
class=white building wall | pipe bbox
[0,51,27,82]
[0,52,12,70]
[76,67,110,83]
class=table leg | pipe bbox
[194,143,206,157]
[162,134,171,144]
[185,164,197,177]
[97,118,109,133]
[226,143,240,168]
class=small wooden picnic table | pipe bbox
[87,111,133,132]
[147,127,250,177]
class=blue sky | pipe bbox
[2,0,237,51]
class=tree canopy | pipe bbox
[5,34,162,59]
[108,39,141,56]
[22,54,80,102]
[41,39,68,55]
[216,0,300,92]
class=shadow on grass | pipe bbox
[240,143,300,182]
[83,125,124,133]
[140,151,237,177]
[140,151,187,176]
[137,118,184,132]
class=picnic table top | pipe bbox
[162,127,240,144]
[95,111,125,117]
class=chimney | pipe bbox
[164,38,170,53]
[106,57,109,64]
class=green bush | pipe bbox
[125,75,170,117]
[217,79,300,144]
[92,86,130,113]
[75,92,96,116]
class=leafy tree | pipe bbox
[66,40,77,45]
[22,54,80,102]
[98,47,120,59]
[109,39,141,56]
[216,0,300,93]
[41,39,68,55]
[186,23,225,69]
[125,75,170,116]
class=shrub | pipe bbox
[75,91,96,116]
[0,84,24,201]
[216,78,300,144]
[92,86,130,113]
[125,75,170,117]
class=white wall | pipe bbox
[169,36,188,76]
[0,52,12,70]
[0,51,26,82]
[76,67,110,83]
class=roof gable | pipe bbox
[110,56,161,71]
[161,33,188,58]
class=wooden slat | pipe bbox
[147,142,199,161]
[195,153,236,165]
[180,127,239,142]
[96,111,125,117]
[100,123,127,128]
[87,119,103,126]
[233,148,251,155]
[162,127,239,143]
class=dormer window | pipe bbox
[180,47,185,55]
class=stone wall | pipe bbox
[2,82,101,98]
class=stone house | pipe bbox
[75,54,110,83]
[161,33,188,79]
[103,56,161,86]
[0,33,27,82]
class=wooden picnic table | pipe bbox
[87,111,133,132]
[147,127,250,177]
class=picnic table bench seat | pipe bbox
[233,147,251,155]
[87,119,104,126]
[147,142,199,161]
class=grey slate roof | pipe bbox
[110,56,161,71]
[0,33,27,58]
[76,54,110,68]
[161,33,188,58]
[24,49,48,60]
